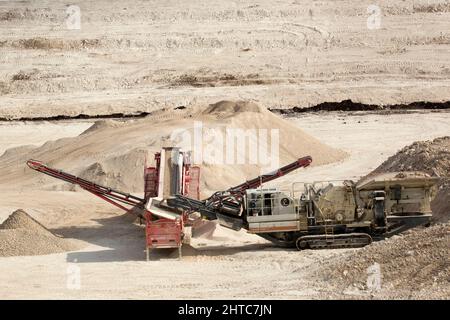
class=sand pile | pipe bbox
[202,100,263,115]
[370,136,450,222]
[0,209,82,257]
[1,208,53,233]
[77,148,148,192]
[316,223,449,299]
[0,100,347,195]
[174,100,347,192]
[191,220,263,244]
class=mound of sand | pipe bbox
[1,208,53,234]
[0,209,82,257]
[316,223,449,299]
[192,220,262,243]
[370,136,450,222]
[0,100,347,195]
[80,119,123,135]
[202,100,263,116]
[372,137,449,177]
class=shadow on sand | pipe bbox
[52,213,281,263]
[53,213,146,263]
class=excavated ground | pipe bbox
[0,111,448,299]
[371,136,450,222]
[0,0,449,300]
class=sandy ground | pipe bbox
[0,110,448,299]
[0,0,449,300]
[0,121,92,155]
[266,110,450,187]
[1,0,450,119]
[0,102,349,197]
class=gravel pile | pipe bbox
[0,209,82,257]
[316,223,450,299]
[316,137,450,299]
[371,136,450,222]
[1,209,53,234]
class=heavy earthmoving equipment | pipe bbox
[27,149,438,258]
[166,173,437,249]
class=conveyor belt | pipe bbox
[27,159,145,211]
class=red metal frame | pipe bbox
[143,151,200,254]
[26,159,145,212]
[228,156,312,194]
[143,152,160,201]
[144,212,182,249]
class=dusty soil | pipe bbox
[0,0,449,300]
[317,223,449,299]
[370,136,450,222]
[0,111,449,299]
[0,121,92,155]
[0,209,83,257]
[1,0,450,119]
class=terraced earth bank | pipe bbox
[1,0,450,119]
